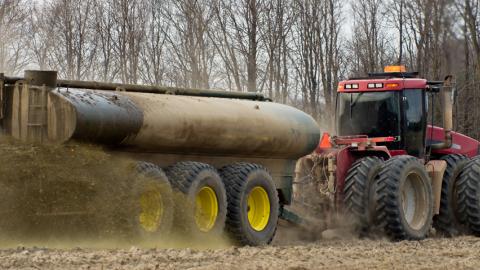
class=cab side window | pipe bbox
[403,89,426,157]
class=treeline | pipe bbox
[1,0,480,139]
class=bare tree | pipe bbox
[260,0,293,102]
[349,0,393,75]
[212,0,264,92]
[456,0,480,138]
[162,0,215,88]
[402,0,451,79]
[386,0,406,64]
[209,0,243,91]
[39,0,97,80]
[244,0,261,92]
[29,3,53,71]
[291,0,320,117]
[0,0,30,74]
[92,0,116,81]
[290,0,342,123]
[318,0,342,120]
[460,0,480,78]
[139,0,169,85]
[111,0,147,84]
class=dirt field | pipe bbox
[0,141,479,270]
[1,227,479,270]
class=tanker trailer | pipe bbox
[0,70,320,246]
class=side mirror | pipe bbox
[426,86,440,93]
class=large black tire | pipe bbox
[94,161,174,240]
[219,163,279,246]
[343,156,383,232]
[166,161,227,235]
[133,162,174,237]
[375,155,433,240]
[455,157,480,236]
[433,154,468,236]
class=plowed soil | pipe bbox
[1,140,479,269]
[1,231,480,270]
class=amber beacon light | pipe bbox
[384,65,407,73]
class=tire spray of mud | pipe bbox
[0,137,230,249]
[275,157,362,245]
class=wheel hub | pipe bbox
[247,186,270,231]
[195,186,218,232]
[401,172,428,230]
[139,183,164,233]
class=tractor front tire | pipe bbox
[220,163,279,246]
[375,155,433,240]
[343,156,383,233]
[433,154,468,236]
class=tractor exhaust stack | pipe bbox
[431,75,453,150]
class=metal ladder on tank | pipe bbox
[26,86,48,142]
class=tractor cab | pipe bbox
[336,66,435,158]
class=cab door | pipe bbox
[401,89,427,158]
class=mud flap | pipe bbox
[426,160,447,215]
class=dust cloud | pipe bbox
[0,137,231,250]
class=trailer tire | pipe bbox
[375,155,433,240]
[220,163,279,246]
[455,158,480,236]
[132,162,174,237]
[166,162,227,235]
[343,156,383,232]
[96,161,174,240]
[433,154,468,236]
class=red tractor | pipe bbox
[296,66,480,240]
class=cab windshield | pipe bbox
[336,91,400,138]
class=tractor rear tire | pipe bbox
[375,155,433,240]
[455,158,480,236]
[220,163,279,246]
[166,161,227,235]
[433,154,468,236]
[343,156,383,233]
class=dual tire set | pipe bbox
[344,154,480,240]
[133,161,279,246]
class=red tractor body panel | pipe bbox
[314,134,394,208]
[428,126,480,158]
[338,78,427,92]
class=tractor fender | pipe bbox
[335,146,391,207]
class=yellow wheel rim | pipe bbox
[247,186,270,231]
[139,183,164,233]
[195,186,218,232]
